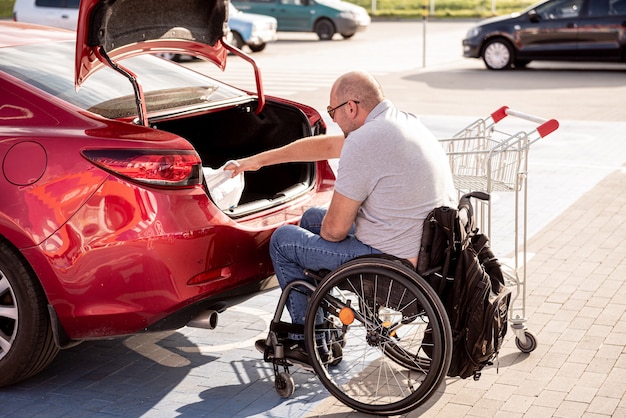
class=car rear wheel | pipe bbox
[230,32,245,50]
[157,52,182,62]
[482,38,514,70]
[0,241,59,387]
[315,19,335,40]
[249,43,266,53]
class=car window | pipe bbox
[0,41,248,118]
[536,0,583,19]
[35,0,77,8]
[610,0,626,15]
[587,0,610,16]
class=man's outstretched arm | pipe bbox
[226,133,345,176]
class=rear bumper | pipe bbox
[31,178,275,340]
[333,17,368,36]
[248,28,277,45]
[30,164,332,341]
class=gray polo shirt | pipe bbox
[334,99,456,259]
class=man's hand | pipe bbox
[224,157,259,177]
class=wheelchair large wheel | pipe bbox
[304,257,452,416]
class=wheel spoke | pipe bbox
[0,305,17,321]
[0,332,12,353]
[0,275,10,294]
[0,275,17,321]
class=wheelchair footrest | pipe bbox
[270,321,304,336]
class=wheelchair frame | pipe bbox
[259,255,453,416]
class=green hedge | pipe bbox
[0,0,536,19]
[352,0,536,18]
[1,0,14,18]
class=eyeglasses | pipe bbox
[327,100,359,119]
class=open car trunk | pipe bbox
[155,98,323,217]
[74,0,329,218]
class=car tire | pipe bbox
[314,19,335,41]
[0,241,59,387]
[482,38,514,70]
[340,32,355,39]
[248,43,266,53]
[158,52,182,62]
[230,32,245,50]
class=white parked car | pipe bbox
[229,4,277,52]
[12,0,79,30]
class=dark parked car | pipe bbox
[0,0,334,387]
[463,0,626,70]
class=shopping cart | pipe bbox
[439,106,559,353]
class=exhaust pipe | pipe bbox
[187,310,219,330]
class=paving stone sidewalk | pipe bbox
[307,165,626,418]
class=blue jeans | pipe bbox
[269,207,382,340]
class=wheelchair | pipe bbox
[258,254,454,416]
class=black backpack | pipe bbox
[418,192,511,380]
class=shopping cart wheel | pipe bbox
[515,331,537,353]
[275,371,295,398]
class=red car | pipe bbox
[0,0,334,387]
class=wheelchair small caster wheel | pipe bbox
[275,371,295,398]
[515,331,537,353]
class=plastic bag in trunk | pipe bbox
[203,161,244,210]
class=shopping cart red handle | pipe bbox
[536,119,559,138]
[490,106,559,138]
[491,106,509,123]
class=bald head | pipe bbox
[331,71,385,113]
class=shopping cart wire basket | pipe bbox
[439,106,559,353]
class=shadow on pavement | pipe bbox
[403,65,626,91]
[1,331,214,416]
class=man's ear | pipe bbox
[348,101,359,119]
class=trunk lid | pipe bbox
[75,0,229,88]
[75,0,234,125]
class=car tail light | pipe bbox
[82,149,202,188]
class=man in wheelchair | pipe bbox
[228,70,456,367]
